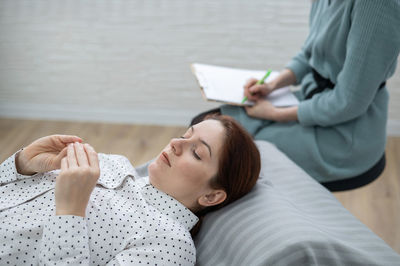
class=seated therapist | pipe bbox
[193,0,400,188]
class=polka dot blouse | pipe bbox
[0,152,198,265]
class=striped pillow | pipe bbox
[194,141,400,265]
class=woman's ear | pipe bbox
[198,189,227,207]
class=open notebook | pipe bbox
[191,63,299,106]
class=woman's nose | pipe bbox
[170,138,185,155]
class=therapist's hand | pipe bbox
[55,142,100,217]
[245,99,299,122]
[15,135,83,175]
[245,99,277,120]
[244,78,275,101]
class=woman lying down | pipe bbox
[0,115,260,265]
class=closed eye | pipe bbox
[193,150,201,160]
[180,136,202,160]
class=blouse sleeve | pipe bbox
[297,0,400,127]
[0,151,38,186]
[39,215,91,265]
[105,234,196,266]
[39,215,196,265]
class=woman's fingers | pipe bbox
[60,157,68,170]
[244,78,258,90]
[84,144,100,181]
[84,144,99,169]
[58,135,83,145]
[52,147,68,169]
[48,135,83,151]
[244,78,269,101]
[66,142,98,168]
[74,142,89,167]
[249,84,260,94]
[65,142,99,181]
[245,86,262,101]
[67,143,78,168]
[55,144,99,217]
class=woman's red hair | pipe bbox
[191,115,261,236]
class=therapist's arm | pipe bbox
[270,68,297,91]
[245,101,298,122]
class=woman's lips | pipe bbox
[161,152,171,167]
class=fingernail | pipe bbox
[75,142,82,148]
[85,143,93,149]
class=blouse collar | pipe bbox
[137,177,199,231]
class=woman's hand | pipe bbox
[16,135,83,175]
[245,100,299,122]
[245,100,278,120]
[55,142,100,217]
[243,78,275,101]
[243,69,297,102]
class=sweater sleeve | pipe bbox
[39,215,90,265]
[285,2,317,85]
[297,0,400,127]
[285,49,312,86]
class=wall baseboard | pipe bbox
[1,103,400,136]
[0,103,199,127]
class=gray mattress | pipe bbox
[136,140,400,266]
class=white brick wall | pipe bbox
[0,0,399,134]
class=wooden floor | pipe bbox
[1,118,399,254]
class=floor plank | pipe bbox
[0,118,187,166]
[334,136,400,252]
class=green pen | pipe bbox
[241,69,272,104]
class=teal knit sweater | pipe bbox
[222,0,400,182]
[289,0,399,127]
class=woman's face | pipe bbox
[148,119,226,211]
